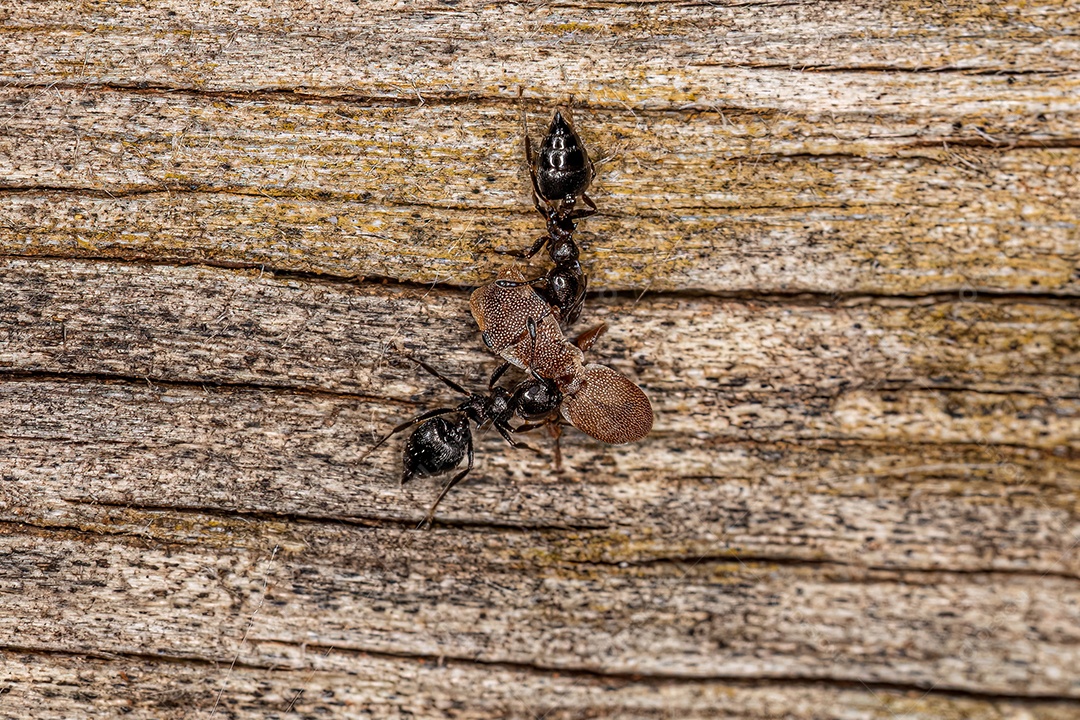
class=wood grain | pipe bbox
[2,522,1080,699]
[2,0,1079,716]
[1,86,1077,294]
[6,650,1079,720]
[2,0,1078,92]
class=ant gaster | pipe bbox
[360,357,560,528]
[526,105,597,222]
[471,269,653,446]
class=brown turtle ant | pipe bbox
[360,356,561,528]
[471,269,653,447]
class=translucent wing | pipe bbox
[562,364,653,444]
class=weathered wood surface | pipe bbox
[1,0,1079,717]
[2,86,1078,294]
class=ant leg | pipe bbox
[573,323,608,353]
[513,420,550,434]
[495,274,549,290]
[496,233,549,260]
[359,407,456,462]
[567,193,598,220]
[519,86,535,169]
[410,357,472,397]
[530,174,552,220]
[520,92,554,219]
[523,317,552,386]
[548,421,564,471]
[494,420,543,455]
[418,431,474,529]
[488,361,511,390]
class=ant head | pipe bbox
[512,378,562,420]
[562,364,653,445]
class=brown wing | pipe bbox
[562,364,653,444]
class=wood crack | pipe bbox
[2,253,1078,305]
[2,640,1079,704]
[569,553,1080,582]
[59,499,612,533]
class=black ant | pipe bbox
[471,269,653,447]
[360,356,561,528]
[497,101,598,324]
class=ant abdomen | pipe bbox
[403,416,469,482]
[535,109,594,205]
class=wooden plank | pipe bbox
[1,87,1077,294]
[0,261,1077,579]
[5,649,1079,720]
[1,523,1079,702]
[4,377,1075,569]
[3,1,1079,715]
[3,376,1078,573]
[1,258,1077,397]
[2,0,1078,94]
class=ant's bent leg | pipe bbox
[573,323,608,353]
[488,362,512,390]
[548,421,564,471]
[520,86,535,168]
[568,193,597,220]
[495,273,549,290]
[412,358,471,396]
[495,421,543,455]
[419,433,474,530]
[513,420,548,434]
[495,233,548,259]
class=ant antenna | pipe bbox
[410,357,473,397]
[356,356,471,463]
[525,316,547,384]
